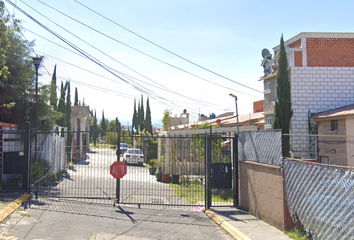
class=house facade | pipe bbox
[260,32,354,158]
[312,104,354,166]
[70,106,92,160]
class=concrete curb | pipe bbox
[205,209,252,240]
[0,193,31,223]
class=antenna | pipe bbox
[261,48,271,58]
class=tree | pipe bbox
[90,109,98,145]
[101,110,106,136]
[56,81,67,127]
[140,94,145,131]
[0,28,34,126]
[162,109,172,131]
[0,16,60,129]
[273,35,293,157]
[49,65,57,110]
[74,87,79,106]
[0,2,10,87]
[137,101,141,132]
[145,97,152,134]
[132,99,138,134]
[65,81,72,146]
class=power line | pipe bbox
[73,0,263,95]
[16,0,224,110]
[36,0,261,98]
[21,18,229,108]
[6,1,251,118]
[6,0,183,110]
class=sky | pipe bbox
[3,0,354,126]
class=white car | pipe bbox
[123,148,144,165]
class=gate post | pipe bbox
[205,126,212,209]
[25,121,31,194]
[116,118,121,204]
[233,133,239,207]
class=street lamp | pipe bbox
[32,56,42,130]
[229,93,239,134]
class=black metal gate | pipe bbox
[0,123,28,191]
[25,126,238,210]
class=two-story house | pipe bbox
[260,32,354,159]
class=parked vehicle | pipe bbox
[123,148,144,165]
[119,143,129,155]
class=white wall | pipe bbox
[290,67,354,157]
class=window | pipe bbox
[267,117,272,126]
[331,120,338,131]
[264,82,271,94]
[266,82,271,90]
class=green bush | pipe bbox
[180,175,190,185]
[31,158,50,183]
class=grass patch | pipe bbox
[284,228,312,240]
[89,143,115,149]
[170,180,233,204]
[171,183,204,204]
[20,213,31,217]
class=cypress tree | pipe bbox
[145,97,152,134]
[74,87,79,106]
[57,81,67,127]
[140,94,145,131]
[65,81,71,138]
[273,35,293,157]
[137,101,141,132]
[132,99,138,133]
[93,110,98,145]
[49,65,57,110]
[101,110,106,136]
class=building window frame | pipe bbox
[331,120,338,132]
[266,117,272,126]
[266,82,271,90]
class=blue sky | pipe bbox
[4,0,354,125]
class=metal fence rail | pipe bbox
[284,159,354,240]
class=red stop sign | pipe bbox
[110,161,127,179]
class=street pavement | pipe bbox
[0,192,233,240]
[0,192,292,240]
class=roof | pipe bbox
[311,104,354,120]
[273,32,354,51]
[222,112,264,125]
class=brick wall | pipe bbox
[239,160,287,231]
[290,67,354,158]
[294,51,303,67]
[253,100,264,113]
[307,38,354,67]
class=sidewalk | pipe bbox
[206,207,292,240]
[0,193,292,240]
[0,192,30,223]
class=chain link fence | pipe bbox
[283,134,354,166]
[238,130,283,165]
[284,159,354,240]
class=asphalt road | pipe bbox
[0,148,234,239]
[0,199,234,240]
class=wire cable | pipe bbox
[36,0,261,98]
[73,0,263,94]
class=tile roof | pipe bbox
[311,104,354,119]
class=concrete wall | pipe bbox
[239,160,287,231]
